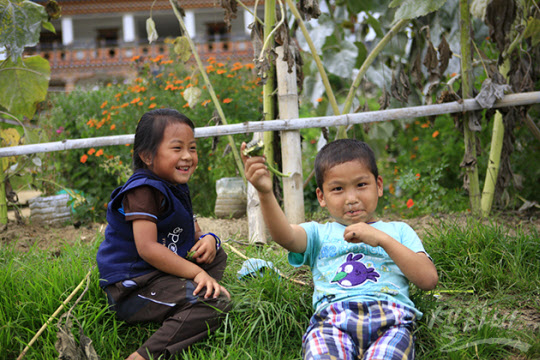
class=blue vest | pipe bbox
[96,169,195,288]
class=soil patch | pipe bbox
[1,210,537,252]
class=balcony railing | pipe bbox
[25,39,254,70]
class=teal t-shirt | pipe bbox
[289,221,429,318]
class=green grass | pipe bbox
[1,218,538,359]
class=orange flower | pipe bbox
[131,55,141,61]
[80,154,88,163]
[121,103,129,108]
[316,97,323,102]
[148,103,157,109]
[150,96,156,100]
[412,136,419,142]
[217,62,224,67]
[88,148,96,155]
[138,102,143,106]
[432,130,440,138]
[245,63,255,70]
[406,198,414,208]
[110,124,116,130]
[421,123,429,128]
[183,103,190,108]
[201,99,211,106]
[102,110,108,115]
[416,173,421,180]
[100,101,108,109]
[95,149,104,157]
[217,69,226,75]
[410,154,417,159]
[389,183,395,194]
[227,74,235,78]
[130,97,141,104]
[223,98,232,104]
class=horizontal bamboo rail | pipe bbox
[1,91,539,158]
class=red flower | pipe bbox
[406,199,414,208]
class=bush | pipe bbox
[40,56,263,221]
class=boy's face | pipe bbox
[316,160,383,226]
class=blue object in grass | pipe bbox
[237,258,278,279]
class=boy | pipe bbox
[241,138,438,359]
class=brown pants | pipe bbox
[105,248,230,359]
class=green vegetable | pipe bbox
[243,139,290,177]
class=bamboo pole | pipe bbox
[481,61,510,217]
[459,0,481,214]
[1,92,539,158]
[276,46,304,224]
[16,268,93,360]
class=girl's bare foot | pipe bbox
[126,351,145,360]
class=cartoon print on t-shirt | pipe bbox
[331,253,380,287]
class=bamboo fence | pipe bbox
[1,91,539,158]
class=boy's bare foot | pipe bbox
[126,351,145,360]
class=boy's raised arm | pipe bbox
[241,142,307,253]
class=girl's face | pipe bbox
[316,160,383,226]
[144,122,198,185]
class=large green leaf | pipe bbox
[0,0,49,60]
[0,55,50,119]
[390,0,448,21]
[323,39,358,78]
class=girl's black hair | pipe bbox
[132,109,195,170]
[314,139,379,191]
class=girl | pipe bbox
[96,109,230,360]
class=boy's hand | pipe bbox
[241,142,273,194]
[343,222,390,248]
[189,235,217,264]
[193,271,231,299]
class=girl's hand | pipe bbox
[241,142,273,194]
[193,271,231,299]
[189,235,217,264]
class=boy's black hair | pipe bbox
[133,109,195,170]
[314,139,378,191]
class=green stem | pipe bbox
[459,0,481,214]
[0,165,6,226]
[263,0,276,179]
[342,19,408,115]
[169,0,245,179]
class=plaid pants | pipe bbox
[302,300,416,360]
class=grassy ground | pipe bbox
[1,216,538,359]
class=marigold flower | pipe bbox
[201,99,211,106]
[183,103,190,108]
[150,96,156,100]
[432,130,440,138]
[110,124,116,130]
[80,154,88,163]
[217,62,224,67]
[121,103,129,108]
[223,98,232,104]
[130,97,140,104]
[421,123,429,128]
[412,136,419,142]
[102,110,108,115]
[416,173,421,180]
[245,63,255,70]
[148,103,157,109]
[100,101,108,109]
[227,74,235,78]
[406,198,414,208]
[88,148,96,155]
[217,69,226,75]
[316,98,323,102]
[131,55,141,61]
[138,102,143,106]
[410,154,416,159]
[95,149,104,157]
